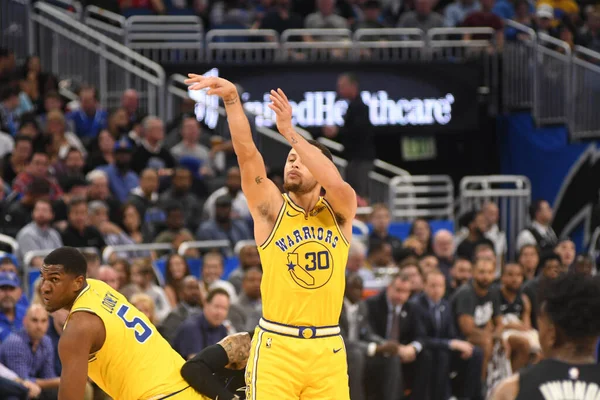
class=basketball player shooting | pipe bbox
[185,74,356,399]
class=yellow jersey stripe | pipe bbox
[259,200,287,250]
[322,198,350,247]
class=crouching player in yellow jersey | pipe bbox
[40,246,208,400]
[185,75,356,399]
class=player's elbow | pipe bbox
[180,360,210,388]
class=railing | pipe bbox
[458,175,531,260]
[125,15,204,64]
[31,2,166,119]
[502,20,536,111]
[83,5,126,44]
[533,33,571,126]
[0,234,18,254]
[102,243,173,263]
[388,175,454,221]
[206,29,280,64]
[353,28,425,62]
[1,0,34,63]
[233,240,257,256]
[178,240,231,256]
[44,0,83,19]
[281,29,354,62]
[570,46,600,139]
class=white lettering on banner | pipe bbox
[188,68,455,129]
[539,381,600,400]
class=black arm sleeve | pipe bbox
[180,344,236,400]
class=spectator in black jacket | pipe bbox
[365,273,432,400]
[340,274,399,400]
[413,270,483,400]
[322,73,375,199]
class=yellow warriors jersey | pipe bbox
[66,279,207,400]
[258,194,349,327]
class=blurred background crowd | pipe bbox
[0,0,599,398]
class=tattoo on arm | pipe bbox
[290,136,298,144]
[224,97,239,106]
[255,176,263,184]
[218,333,251,370]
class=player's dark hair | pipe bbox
[518,244,539,258]
[307,139,333,162]
[535,252,561,277]
[14,134,33,146]
[501,262,523,276]
[340,73,360,87]
[474,242,495,256]
[68,197,88,213]
[538,274,600,339]
[44,247,88,277]
[529,199,546,221]
[206,287,230,303]
[243,265,263,279]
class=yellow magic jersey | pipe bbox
[258,194,349,327]
[66,279,207,400]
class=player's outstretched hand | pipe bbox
[184,74,237,101]
[268,88,293,135]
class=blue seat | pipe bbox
[187,258,202,278]
[366,220,455,241]
[178,157,204,179]
[153,256,239,282]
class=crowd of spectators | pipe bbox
[0,43,599,400]
[78,0,600,53]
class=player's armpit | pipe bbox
[58,312,104,400]
[239,151,283,225]
[218,332,251,370]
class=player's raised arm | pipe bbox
[58,312,102,400]
[269,88,357,222]
[185,75,283,228]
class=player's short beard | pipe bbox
[284,178,317,194]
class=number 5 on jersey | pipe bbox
[117,305,153,343]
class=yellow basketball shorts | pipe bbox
[245,324,350,400]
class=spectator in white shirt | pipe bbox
[482,201,506,274]
[16,199,63,267]
[202,166,250,221]
[516,199,558,253]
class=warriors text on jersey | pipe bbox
[65,279,207,400]
[516,359,600,400]
[258,193,349,327]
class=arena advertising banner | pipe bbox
[186,62,481,136]
[500,112,600,252]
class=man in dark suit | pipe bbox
[322,73,375,199]
[365,273,431,400]
[413,270,483,400]
[158,276,202,344]
[340,274,400,400]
